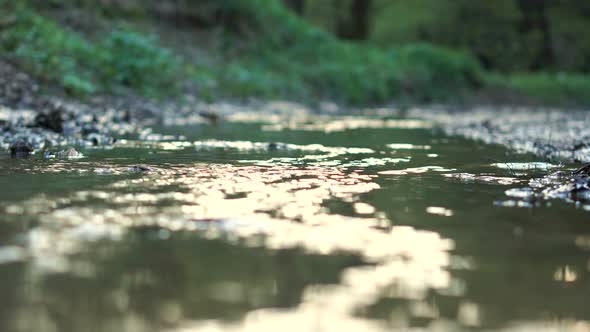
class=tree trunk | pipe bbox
[517,0,554,70]
[351,0,371,40]
[283,0,305,15]
[336,0,372,41]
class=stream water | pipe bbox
[1,114,589,332]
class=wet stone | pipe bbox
[267,142,290,151]
[56,147,83,159]
[128,165,153,173]
[198,110,220,125]
[86,133,114,146]
[9,139,33,158]
[34,109,64,133]
[574,163,590,176]
[504,169,590,206]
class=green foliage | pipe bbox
[0,8,180,97]
[370,0,534,72]
[393,44,482,100]
[0,9,97,95]
[3,0,588,106]
[63,73,97,95]
[309,0,590,74]
[197,1,481,104]
[188,0,589,105]
[297,45,398,103]
[98,30,181,95]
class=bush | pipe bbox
[0,9,97,96]
[193,1,483,104]
[0,8,181,97]
[393,44,483,101]
[97,29,181,95]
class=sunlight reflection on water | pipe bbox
[3,160,457,331]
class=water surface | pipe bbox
[1,115,589,332]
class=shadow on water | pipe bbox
[0,230,363,332]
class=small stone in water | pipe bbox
[56,147,82,159]
[198,110,220,125]
[267,142,291,151]
[9,139,33,158]
[128,165,153,172]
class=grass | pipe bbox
[493,73,590,106]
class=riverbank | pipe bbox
[2,40,590,166]
[409,107,590,163]
[1,52,589,160]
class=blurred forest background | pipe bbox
[2,0,590,106]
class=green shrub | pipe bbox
[393,44,483,100]
[0,9,97,95]
[97,29,181,95]
[196,1,484,104]
[0,8,182,97]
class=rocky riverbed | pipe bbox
[2,58,590,210]
[409,106,590,163]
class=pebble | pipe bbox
[128,165,153,173]
[56,147,83,159]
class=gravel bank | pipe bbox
[410,107,590,163]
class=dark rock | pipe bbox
[128,165,153,173]
[267,142,289,151]
[122,110,132,123]
[267,142,278,151]
[574,164,590,176]
[81,123,100,136]
[198,110,220,125]
[34,109,64,133]
[87,133,113,146]
[9,139,34,158]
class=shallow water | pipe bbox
[1,115,589,332]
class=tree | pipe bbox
[283,0,305,15]
[336,0,372,40]
[516,0,554,70]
